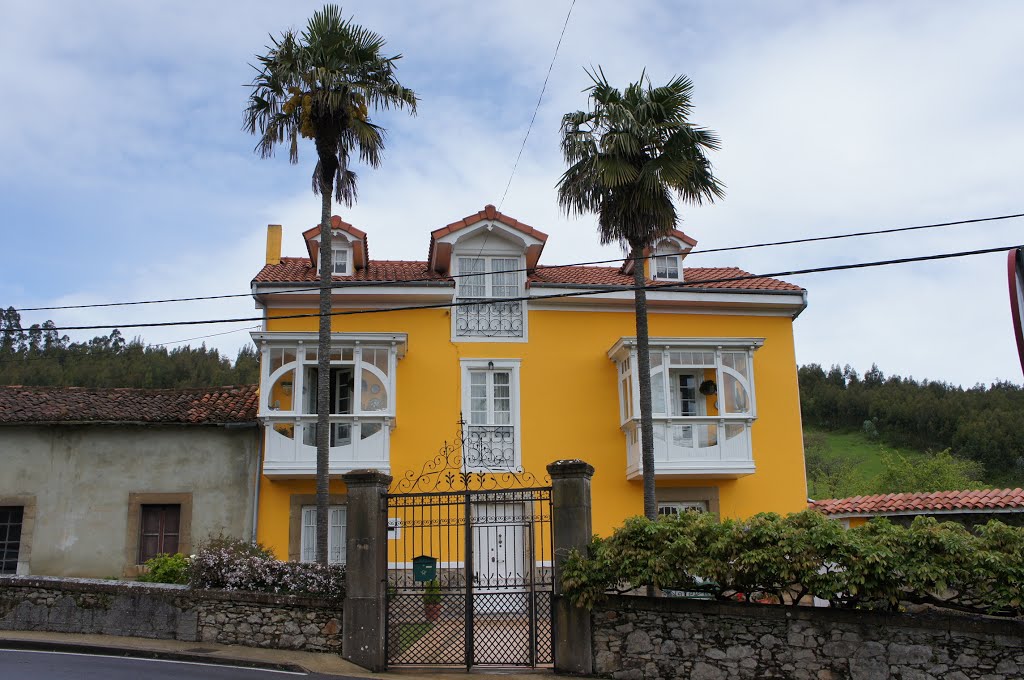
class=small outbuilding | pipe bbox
[0,384,260,578]
[810,488,1024,528]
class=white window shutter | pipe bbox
[301,506,316,562]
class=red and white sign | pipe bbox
[1010,248,1024,375]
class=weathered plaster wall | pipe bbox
[0,424,258,577]
[593,595,1024,680]
[0,575,342,652]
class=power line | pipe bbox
[10,211,1024,314]
[150,325,262,347]
[496,0,576,211]
[8,243,1020,333]
[0,325,261,364]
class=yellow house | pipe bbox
[250,205,808,563]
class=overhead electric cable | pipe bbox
[10,211,1024,314]
[496,0,576,212]
[12,243,1021,333]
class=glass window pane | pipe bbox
[268,368,295,411]
[491,258,519,298]
[652,370,666,415]
[459,257,486,297]
[360,365,387,412]
[723,371,750,414]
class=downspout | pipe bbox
[251,422,264,543]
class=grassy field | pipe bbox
[816,430,923,481]
[804,428,927,497]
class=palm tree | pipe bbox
[557,68,724,520]
[244,4,417,564]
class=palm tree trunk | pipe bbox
[630,245,657,521]
[315,170,333,566]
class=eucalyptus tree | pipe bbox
[557,68,724,519]
[244,5,417,564]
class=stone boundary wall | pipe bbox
[592,595,1024,680]
[0,575,342,653]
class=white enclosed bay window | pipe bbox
[609,338,761,479]
[255,332,407,477]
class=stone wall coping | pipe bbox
[0,575,340,609]
[597,594,1024,639]
[546,459,595,478]
[340,469,393,486]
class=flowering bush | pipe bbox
[187,537,345,600]
[561,509,1024,617]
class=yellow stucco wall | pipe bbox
[256,301,807,557]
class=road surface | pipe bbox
[0,649,339,679]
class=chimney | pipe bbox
[265,224,282,265]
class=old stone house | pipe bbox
[0,384,259,577]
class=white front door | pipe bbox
[472,502,527,614]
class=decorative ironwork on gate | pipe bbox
[385,425,554,668]
[389,421,549,494]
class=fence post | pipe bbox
[547,459,595,675]
[341,469,391,671]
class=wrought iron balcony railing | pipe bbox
[455,299,524,338]
[464,425,516,469]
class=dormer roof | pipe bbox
[427,204,548,274]
[302,216,369,270]
[621,229,698,275]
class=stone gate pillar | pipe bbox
[341,469,391,671]
[547,459,595,675]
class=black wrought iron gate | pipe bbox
[385,472,553,668]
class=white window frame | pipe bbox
[451,255,528,343]
[300,504,347,564]
[460,359,522,470]
[314,239,352,277]
[650,239,685,282]
[671,371,706,417]
[653,254,681,281]
[657,500,709,515]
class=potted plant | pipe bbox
[423,579,442,622]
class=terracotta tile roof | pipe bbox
[253,259,802,293]
[253,258,448,284]
[530,265,803,292]
[810,488,1024,516]
[0,385,258,425]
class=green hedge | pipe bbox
[561,510,1024,616]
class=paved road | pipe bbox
[0,649,338,679]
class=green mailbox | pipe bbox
[412,554,437,582]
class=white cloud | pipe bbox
[2,0,1022,385]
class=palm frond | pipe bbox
[244,5,417,196]
[556,66,723,249]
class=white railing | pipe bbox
[623,417,755,479]
[263,415,390,477]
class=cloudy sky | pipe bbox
[2,0,1022,386]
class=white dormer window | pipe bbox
[654,255,680,280]
[318,245,351,276]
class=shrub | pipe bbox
[188,547,345,600]
[423,579,442,605]
[138,553,189,584]
[561,509,1024,617]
